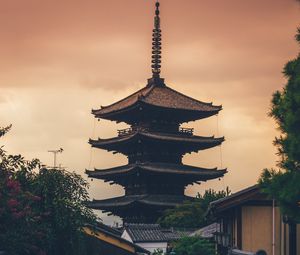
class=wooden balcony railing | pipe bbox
[179,127,194,135]
[117,128,135,136]
[117,126,194,137]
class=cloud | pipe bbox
[0,0,298,224]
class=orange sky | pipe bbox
[0,0,299,223]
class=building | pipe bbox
[207,185,300,255]
[83,223,150,255]
[191,222,220,238]
[121,224,190,254]
[86,1,226,223]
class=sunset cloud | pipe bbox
[0,0,299,223]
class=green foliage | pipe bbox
[0,133,44,254]
[158,200,205,229]
[259,27,300,223]
[158,188,230,228]
[0,163,43,254]
[32,168,97,255]
[259,169,300,222]
[0,125,12,138]
[296,27,300,44]
[0,127,97,255]
[173,236,215,255]
[152,248,164,255]
[269,27,300,170]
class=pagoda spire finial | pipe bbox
[151,0,162,78]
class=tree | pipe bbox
[0,126,97,255]
[158,188,230,228]
[0,125,43,254]
[259,27,300,255]
[173,236,215,255]
[152,248,164,255]
[0,125,11,138]
[32,168,96,255]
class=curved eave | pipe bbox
[91,85,153,118]
[89,132,224,153]
[89,195,194,210]
[92,100,222,123]
[92,101,142,121]
[85,163,227,181]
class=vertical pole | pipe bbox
[289,222,296,255]
[272,199,275,255]
[284,222,286,255]
[54,152,57,169]
[237,207,242,250]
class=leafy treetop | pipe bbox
[158,188,230,229]
[259,27,300,223]
[0,125,97,255]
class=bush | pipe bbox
[173,236,215,255]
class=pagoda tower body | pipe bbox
[87,1,226,223]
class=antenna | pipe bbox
[48,148,63,169]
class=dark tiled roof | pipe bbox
[210,185,259,207]
[141,195,193,206]
[190,223,220,238]
[92,83,221,117]
[94,86,153,115]
[84,224,150,254]
[89,131,224,153]
[208,185,270,214]
[90,194,193,209]
[86,162,227,181]
[124,223,190,242]
[94,222,122,236]
[163,229,191,241]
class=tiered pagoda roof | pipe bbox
[86,163,226,189]
[92,80,222,123]
[89,194,194,223]
[89,131,224,154]
[86,163,226,182]
[87,1,227,223]
[91,194,191,209]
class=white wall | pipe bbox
[136,242,168,254]
[121,230,133,243]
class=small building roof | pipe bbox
[208,185,271,215]
[94,221,122,236]
[84,224,150,254]
[123,223,189,243]
[190,222,220,238]
[92,82,221,123]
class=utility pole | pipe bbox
[48,148,63,169]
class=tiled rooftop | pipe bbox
[124,223,190,242]
[89,131,224,153]
[90,194,193,209]
[92,83,221,117]
[86,162,227,180]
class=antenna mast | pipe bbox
[48,148,63,169]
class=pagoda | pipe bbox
[86,1,227,223]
